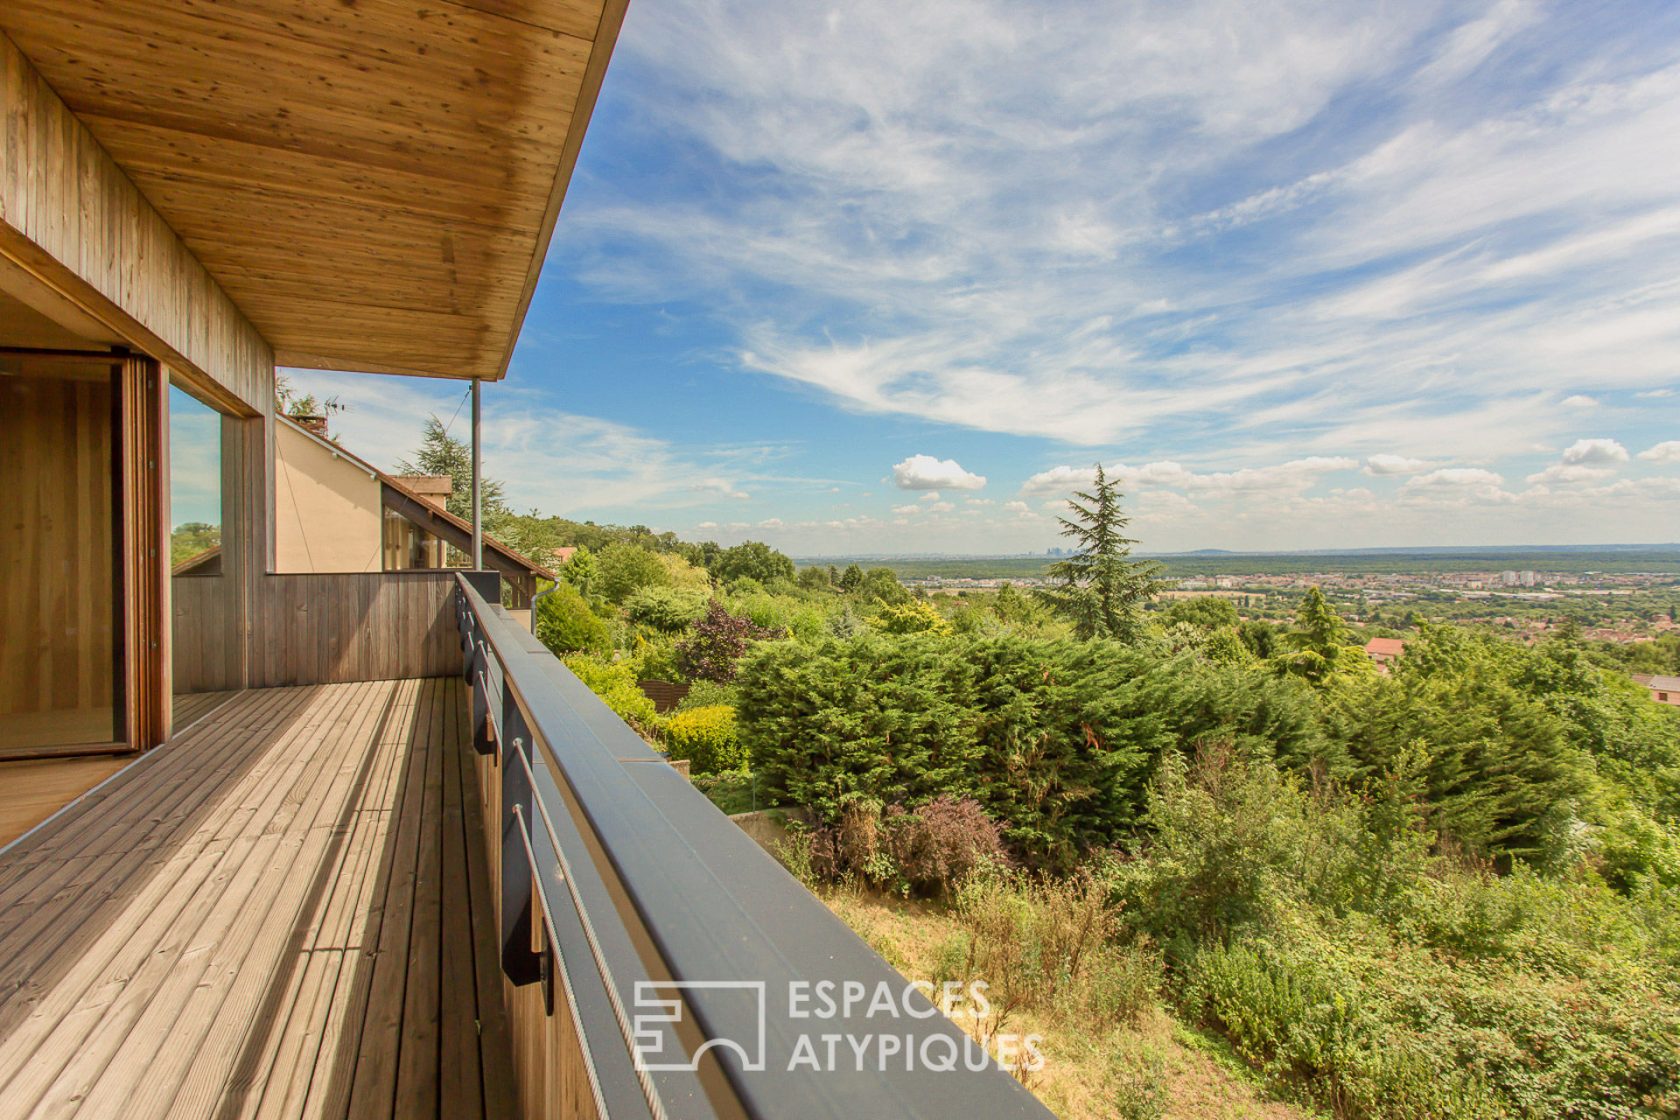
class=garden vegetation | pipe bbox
[519,469,1678,1120]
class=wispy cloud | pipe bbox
[571,0,1680,472]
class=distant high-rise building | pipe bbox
[1501,570,1520,586]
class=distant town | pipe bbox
[801,546,1680,644]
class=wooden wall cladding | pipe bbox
[0,34,274,416]
[171,575,238,695]
[472,739,602,1120]
[247,572,462,688]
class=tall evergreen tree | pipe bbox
[1038,464,1164,640]
[395,415,509,527]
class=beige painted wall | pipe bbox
[274,423,382,573]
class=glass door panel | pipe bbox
[0,356,123,754]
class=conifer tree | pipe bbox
[395,415,509,526]
[1038,464,1164,640]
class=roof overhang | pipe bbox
[0,0,628,382]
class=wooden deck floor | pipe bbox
[0,755,133,849]
[0,678,516,1120]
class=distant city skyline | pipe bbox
[288,0,1680,554]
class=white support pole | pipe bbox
[470,378,483,570]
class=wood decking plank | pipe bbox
[243,680,414,1120]
[460,713,520,1120]
[439,678,485,1120]
[394,677,447,1119]
[142,682,399,1120]
[0,683,362,1112]
[45,681,386,1119]
[297,677,428,1120]
[341,675,437,1117]
[1,683,371,1116]
[0,677,513,1120]
[0,687,317,1037]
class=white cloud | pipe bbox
[925,501,955,513]
[1636,388,1676,399]
[1020,465,1099,496]
[1404,467,1506,489]
[891,454,986,491]
[695,521,719,530]
[1561,394,1599,408]
[1526,463,1615,486]
[1639,440,1680,463]
[280,368,749,517]
[1003,500,1033,514]
[1560,438,1630,464]
[579,2,1680,465]
[1364,453,1431,475]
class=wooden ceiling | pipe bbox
[0,0,627,381]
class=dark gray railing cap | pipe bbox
[457,576,1055,1119]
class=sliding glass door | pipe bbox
[0,354,123,754]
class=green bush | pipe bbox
[624,586,709,633]
[534,581,611,657]
[562,653,659,734]
[596,542,671,604]
[675,678,739,711]
[662,704,745,774]
[872,600,952,635]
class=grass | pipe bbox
[691,770,762,815]
[820,887,1311,1120]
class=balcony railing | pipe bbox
[454,573,1054,1119]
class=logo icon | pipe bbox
[631,980,767,1072]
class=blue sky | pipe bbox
[289,0,1680,555]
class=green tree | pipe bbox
[1164,596,1240,631]
[856,567,910,605]
[713,541,796,586]
[1273,588,1375,686]
[596,542,670,605]
[395,415,509,529]
[560,545,599,601]
[796,566,834,592]
[1038,464,1164,640]
[534,581,611,657]
[170,521,221,565]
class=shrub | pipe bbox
[534,581,611,657]
[562,653,659,733]
[596,542,671,604]
[662,705,746,774]
[628,635,683,684]
[881,797,1008,896]
[624,586,709,633]
[873,600,952,635]
[676,601,775,683]
[740,635,980,822]
[675,678,739,711]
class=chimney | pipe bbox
[400,475,455,511]
[293,414,329,438]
